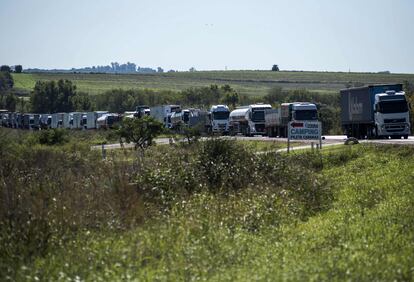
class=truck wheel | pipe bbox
[404,135,408,139]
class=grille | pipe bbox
[255,124,265,133]
[385,124,406,132]
[384,118,405,123]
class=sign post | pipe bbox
[287,121,322,153]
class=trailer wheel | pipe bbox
[404,135,408,139]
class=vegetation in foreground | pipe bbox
[1,128,414,281]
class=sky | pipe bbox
[1,0,413,73]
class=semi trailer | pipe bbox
[265,102,318,137]
[229,104,272,136]
[340,84,410,139]
[150,105,181,128]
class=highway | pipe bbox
[92,135,414,151]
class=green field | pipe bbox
[13,70,414,96]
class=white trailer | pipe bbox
[150,105,181,128]
[53,113,70,128]
[69,112,83,129]
[82,112,96,129]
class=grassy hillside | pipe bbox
[1,129,414,280]
[13,70,414,96]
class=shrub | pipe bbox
[197,138,255,192]
[37,129,68,145]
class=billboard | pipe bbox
[288,121,321,141]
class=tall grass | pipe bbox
[1,129,414,281]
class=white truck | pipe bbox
[341,84,410,139]
[81,112,96,129]
[209,105,230,134]
[96,113,121,129]
[51,113,70,129]
[69,112,83,129]
[265,102,318,137]
[229,104,272,136]
[150,105,181,128]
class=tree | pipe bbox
[157,67,164,73]
[189,67,196,72]
[5,92,17,111]
[263,87,284,104]
[271,64,279,71]
[71,91,92,111]
[0,72,14,109]
[0,65,11,72]
[220,84,238,108]
[14,65,23,73]
[30,79,81,113]
[117,116,164,155]
[222,91,239,109]
[0,71,14,91]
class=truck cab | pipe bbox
[374,91,410,139]
[247,104,272,135]
[209,105,230,133]
[291,103,318,121]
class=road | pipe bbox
[92,135,414,151]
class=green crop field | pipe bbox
[12,70,414,96]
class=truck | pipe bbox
[81,112,96,129]
[340,84,410,139]
[51,113,70,129]
[69,112,83,129]
[264,102,318,137]
[135,105,151,117]
[229,104,272,136]
[150,105,181,128]
[209,105,230,134]
[96,113,121,129]
[170,109,192,130]
[170,108,210,132]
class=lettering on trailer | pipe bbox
[349,94,363,121]
[288,121,321,140]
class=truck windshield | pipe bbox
[379,101,408,113]
[213,111,229,120]
[294,110,318,120]
[252,110,265,122]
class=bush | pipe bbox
[37,129,68,145]
[0,143,143,279]
[197,138,255,192]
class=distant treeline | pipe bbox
[25,62,170,74]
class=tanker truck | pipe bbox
[340,84,410,139]
[229,104,272,136]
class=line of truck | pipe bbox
[0,83,411,139]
